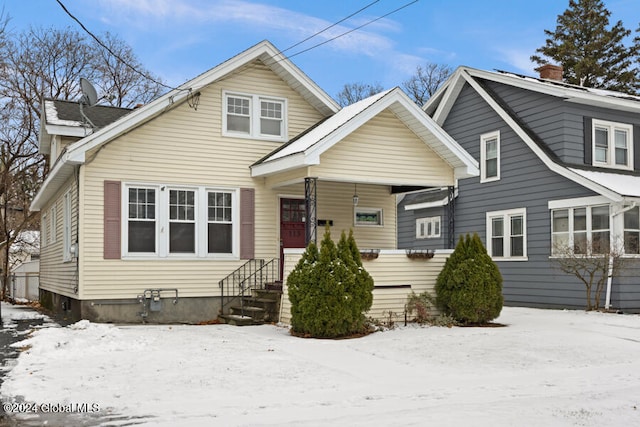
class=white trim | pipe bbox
[222,91,287,142]
[591,119,634,170]
[486,207,528,261]
[121,182,240,260]
[550,204,611,256]
[354,207,383,227]
[548,195,612,210]
[404,197,449,210]
[416,216,441,239]
[480,130,500,183]
[62,190,72,262]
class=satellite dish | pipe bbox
[80,78,98,106]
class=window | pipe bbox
[551,205,610,255]
[416,216,441,239]
[486,208,526,260]
[63,191,72,262]
[223,92,286,140]
[127,187,157,253]
[169,189,196,253]
[624,206,640,255]
[208,191,233,254]
[49,205,57,245]
[480,131,500,182]
[592,119,633,170]
[355,208,383,227]
[123,184,237,258]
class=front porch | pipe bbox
[280,248,452,324]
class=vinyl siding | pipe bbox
[443,82,616,310]
[77,61,327,299]
[39,176,78,297]
[280,250,450,324]
[310,110,454,187]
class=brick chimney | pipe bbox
[538,64,563,81]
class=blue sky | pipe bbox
[2,0,639,98]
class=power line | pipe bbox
[280,0,380,54]
[54,0,178,91]
[285,0,419,60]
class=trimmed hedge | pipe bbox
[287,227,373,338]
[435,233,503,324]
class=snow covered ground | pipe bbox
[1,306,639,426]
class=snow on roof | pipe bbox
[568,168,640,198]
[265,89,393,162]
[45,100,83,127]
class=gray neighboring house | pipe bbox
[399,64,640,312]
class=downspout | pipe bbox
[74,165,80,295]
[605,201,637,310]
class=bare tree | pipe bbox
[551,239,625,311]
[0,21,166,305]
[401,63,453,106]
[335,82,384,107]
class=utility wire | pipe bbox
[285,0,419,60]
[280,0,380,54]
[54,0,178,91]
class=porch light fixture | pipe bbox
[353,184,359,206]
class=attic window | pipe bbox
[592,119,633,170]
[223,91,286,141]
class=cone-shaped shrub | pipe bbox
[287,226,373,338]
[435,233,503,324]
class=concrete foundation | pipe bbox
[40,289,231,324]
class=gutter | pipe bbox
[605,201,637,310]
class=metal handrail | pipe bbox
[218,258,280,317]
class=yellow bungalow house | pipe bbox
[31,41,478,323]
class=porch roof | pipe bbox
[250,88,478,183]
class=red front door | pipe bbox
[280,198,306,277]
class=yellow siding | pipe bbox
[310,110,454,186]
[280,250,450,324]
[78,60,326,299]
[39,176,79,298]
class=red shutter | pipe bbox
[240,188,255,259]
[104,181,121,259]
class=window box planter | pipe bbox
[359,249,380,261]
[405,249,435,259]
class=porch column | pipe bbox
[447,185,455,249]
[305,177,318,246]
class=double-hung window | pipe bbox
[592,119,633,170]
[124,184,236,258]
[624,206,640,255]
[223,92,286,140]
[486,208,526,260]
[480,131,500,183]
[127,187,157,253]
[551,205,610,255]
[416,216,441,239]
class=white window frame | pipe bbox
[623,205,640,256]
[49,204,57,245]
[550,204,611,256]
[354,207,383,227]
[222,91,287,141]
[63,191,72,262]
[168,188,197,255]
[480,131,500,183]
[122,183,239,260]
[592,119,633,170]
[486,207,527,261]
[416,216,441,239]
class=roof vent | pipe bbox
[537,64,563,81]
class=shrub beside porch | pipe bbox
[280,249,452,324]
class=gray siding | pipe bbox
[397,204,447,250]
[482,79,640,169]
[441,82,640,312]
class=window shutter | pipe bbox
[583,117,592,165]
[240,188,255,259]
[634,125,640,172]
[104,181,121,259]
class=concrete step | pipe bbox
[219,314,262,326]
[253,289,282,301]
[230,305,266,321]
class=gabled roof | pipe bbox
[251,87,478,180]
[39,100,132,154]
[31,40,340,211]
[424,66,640,202]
